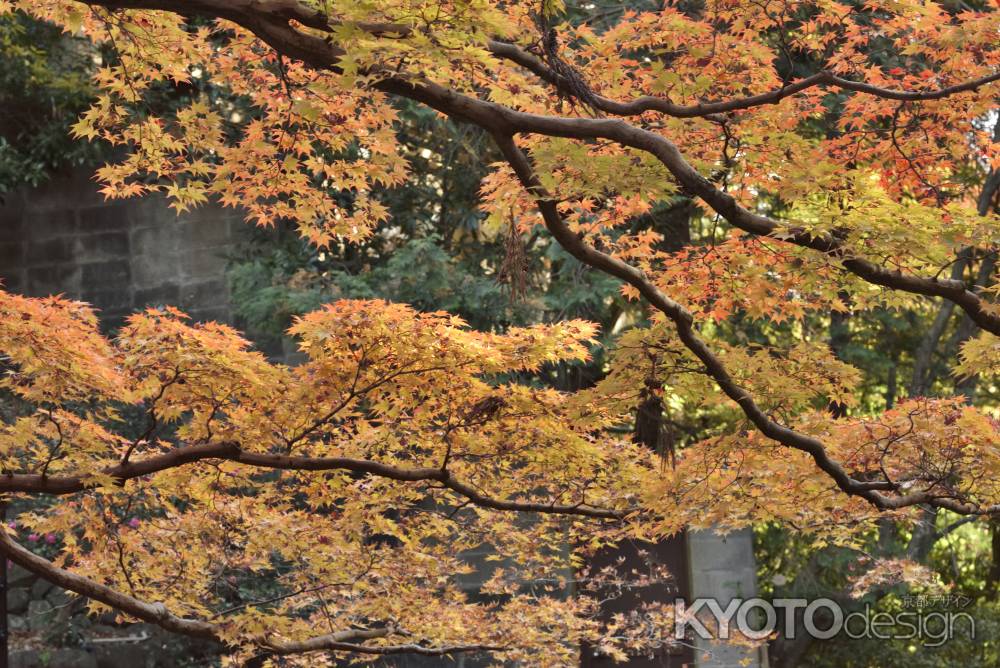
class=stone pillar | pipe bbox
[687,528,765,668]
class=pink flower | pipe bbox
[44,533,57,545]
[127,518,140,529]
[6,521,15,529]
[27,533,39,543]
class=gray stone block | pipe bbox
[127,195,175,227]
[31,576,54,599]
[82,289,134,312]
[8,614,28,631]
[79,203,132,232]
[0,206,25,242]
[182,217,231,247]
[26,238,73,265]
[7,586,30,613]
[7,166,236,336]
[687,526,760,668]
[180,247,227,280]
[23,210,77,239]
[131,254,181,289]
[74,232,130,262]
[688,529,756,573]
[130,225,180,257]
[26,598,55,631]
[45,587,74,608]
[81,260,131,290]
[689,570,752,602]
[134,283,181,309]
[180,279,228,309]
[0,241,25,265]
[27,265,81,296]
[9,563,36,587]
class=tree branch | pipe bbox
[378,78,1000,336]
[57,0,1000,513]
[0,442,627,519]
[70,0,1000,336]
[0,526,500,657]
[79,1,1000,117]
[487,39,1000,118]
[489,131,999,516]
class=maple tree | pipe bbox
[1,0,999,664]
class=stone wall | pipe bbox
[0,168,245,330]
[0,167,244,666]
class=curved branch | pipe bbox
[377,78,1000,336]
[0,442,627,519]
[0,527,501,656]
[59,0,1000,511]
[490,132,998,517]
[0,525,217,639]
[78,0,999,118]
[487,39,1000,119]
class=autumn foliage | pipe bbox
[1,0,999,664]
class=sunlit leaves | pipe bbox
[0,289,658,664]
[0,290,123,402]
[4,0,1000,661]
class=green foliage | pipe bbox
[802,598,999,668]
[227,107,628,351]
[229,232,530,335]
[229,228,623,341]
[0,14,98,194]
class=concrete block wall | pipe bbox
[0,167,248,665]
[0,168,245,330]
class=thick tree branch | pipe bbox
[490,132,999,516]
[69,0,1000,335]
[57,0,1000,512]
[376,78,1000,337]
[0,527,500,657]
[0,525,217,638]
[487,39,1000,118]
[80,1,1000,116]
[0,442,627,519]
